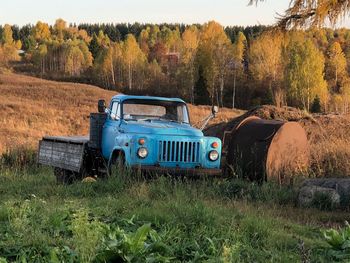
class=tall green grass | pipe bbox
[0,149,347,262]
[0,163,341,262]
[0,147,37,171]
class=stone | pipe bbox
[301,178,350,207]
[298,185,340,208]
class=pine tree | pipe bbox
[89,33,100,59]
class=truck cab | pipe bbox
[101,95,221,176]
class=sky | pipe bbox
[1,0,350,27]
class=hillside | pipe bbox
[0,73,242,153]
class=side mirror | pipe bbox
[98,99,106,113]
[212,105,219,116]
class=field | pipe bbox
[0,73,242,153]
[1,73,350,262]
[0,164,347,262]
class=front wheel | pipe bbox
[109,152,126,177]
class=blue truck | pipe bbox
[38,95,222,183]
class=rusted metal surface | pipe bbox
[226,116,309,182]
[266,122,309,182]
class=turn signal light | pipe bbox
[211,142,219,148]
[138,138,145,145]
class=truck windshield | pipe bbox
[122,99,190,124]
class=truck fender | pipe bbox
[108,146,130,168]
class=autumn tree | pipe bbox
[160,26,181,53]
[1,24,14,45]
[285,39,328,111]
[32,43,48,75]
[326,42,347,88]
[122,34,146,90]
[179,26,199,103]
[139,27,150,55]
[197,21,233,106]
[232,31,247,108]
[65,40,93,76]
[32,21,51,43]
[0,24,21,66]
[94,42,122,88]
[249,31,285,107]
[54,18,67,40]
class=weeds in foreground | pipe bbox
[322,222,350,261]
[0,167,341,262]
[0,147,37,171]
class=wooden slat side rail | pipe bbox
[38,138,86,172]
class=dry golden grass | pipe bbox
[188,104,243,127]
[0,73,116,153]
[300,114,350,177]
[0,73,241,153]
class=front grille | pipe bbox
[158,140,200,163]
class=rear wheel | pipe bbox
[54,168,76,184]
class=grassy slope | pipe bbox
[0,73,242,153]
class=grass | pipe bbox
[0,162,347,262]
[1,72,350,261]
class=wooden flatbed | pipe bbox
[38,136,89,172]
[42,136,89,144]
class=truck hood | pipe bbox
[121,121,203,137]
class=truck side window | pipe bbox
[110,102,120,120]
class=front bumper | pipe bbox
[131,165,222,176]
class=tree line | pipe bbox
[1,19,350,112]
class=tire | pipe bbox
[109,152,126,177]
[54,168,76,184]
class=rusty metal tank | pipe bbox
[226,116,309,183]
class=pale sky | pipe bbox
[1,0,350,27]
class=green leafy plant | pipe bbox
[322,222,350,260]
[95,224,173,263]
[70,209,105,263]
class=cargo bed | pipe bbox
[38,136,89,172]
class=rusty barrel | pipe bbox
[226,116,309,183]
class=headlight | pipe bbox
[137,147,148,159]
[208,150,219,161]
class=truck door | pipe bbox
[101,100,121,160]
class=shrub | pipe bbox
[70,209,105,263]
[0,147,37,170]
[322,222,350,260]
[311,96,322,113]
